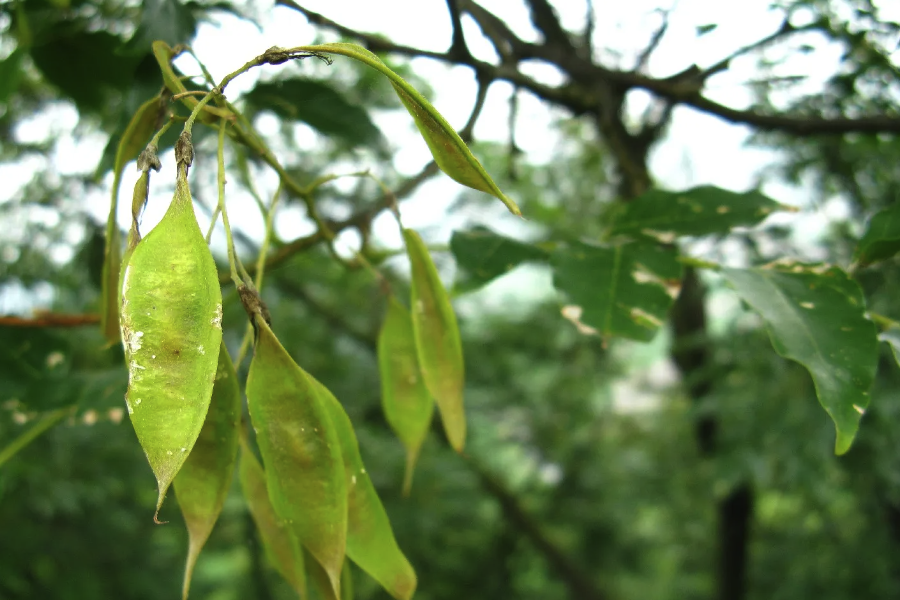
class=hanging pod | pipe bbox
[378,296,434,495]
[310,375,417,600]
[239,439,308,599]
[174,341,241,600]
[245,316,347,599]
[402,229,466,452]
[119,166,223,520]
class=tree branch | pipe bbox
[634,7,671,71]
[0,313,100,327]
[444,0,472,61]
[467,458,605,600]
[524,0,575,51]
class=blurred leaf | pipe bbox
[450,227,549,292]
[878,325,900,366]
[551,240,683,341]
[30,29,140,112]
[0,327,74,411]
[243,78,382,147]
[0,49,24,105]
[404,229,466,452]
[609,186,788,239]
[378,297,433,495]
[721,263,877,454]
[121,0,198,55]
[697,24,717,35]
[855,198,900,266]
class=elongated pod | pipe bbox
[120,167,223,520]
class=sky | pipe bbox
[4,0,897,327]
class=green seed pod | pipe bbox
[239,440,308,599]
[245,316,347,599]
[402,229,466,452]
[119,167,223,520]
[174,341,241,600]
[310,376,417,600]
[378,296,434,495]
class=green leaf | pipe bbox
[239,441,308,599]
[245,317,347,599]
[450,227,549,292]
[378,297,434,495]
[551,240,683,341]
[609,186,788,240]
[697,24,718,35]
[403,229,466,452]
[311,376,417,600]
[30,29,140,112]
[721,264,877,454]
[0,49,24,105]
[122,0,198,55]
[243,78,382,147]
[119,168,224,519]
[854,198,900,266]
[296,42,521,216]
[174,342,241,600]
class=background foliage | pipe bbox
[2,1,900,599]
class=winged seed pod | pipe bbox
[403,229,466,452]
[245,316,347,599]
[239,439,308,599]
[174,341,241,600]
[119,166,223,521]
[378,296,434,495]
[310,376,417,600]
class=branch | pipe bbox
[634,7,671,71]
[445,0,472,61]
[467,458,605,600]
[524,0,575,51]
[0,313,101,327]
[459,0,538,63]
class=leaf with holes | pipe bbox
[551,241,683,341]
[855,199,900,267]
[450,227,549,292]
[609,186,789,240]
[721,264,877,454]
[294,42,520,216]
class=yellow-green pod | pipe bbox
[246,317,347,599]
[119,167,223,520]
[378,296,434,495]
[311,376,417,600]
[239,440,308,599]
[174,341,241,600]
[402,228,466,452]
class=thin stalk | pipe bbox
[0,406,75,468]
[216,120,242,288]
